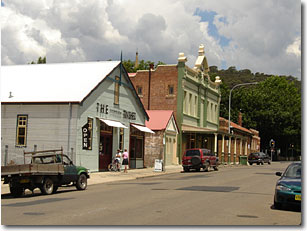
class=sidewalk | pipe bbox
[1,164,183,195]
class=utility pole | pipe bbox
[228,82,258,133]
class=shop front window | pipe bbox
[187,133,196,149]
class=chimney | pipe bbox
[238,112,242,126]
[134,50,139,69]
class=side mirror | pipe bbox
[276,172,282,176]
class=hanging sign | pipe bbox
[82,123,90,150]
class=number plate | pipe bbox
[295,195,301,201]
[20,179,30,183]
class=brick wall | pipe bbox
[144,130,164,167]
[129,65,178,121]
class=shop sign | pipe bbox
[96,102,136,121]
[82,123,90,150]
[123,110,136,120]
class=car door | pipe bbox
[62,155,78,184]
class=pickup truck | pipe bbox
[182,148,219,172]
[1,148,90,197]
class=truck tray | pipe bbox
[1,164,65,177]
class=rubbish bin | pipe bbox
[239,156,248,165]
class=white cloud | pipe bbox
[286,37,301,57]
[1,0,301,78]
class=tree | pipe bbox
[122,59,165,73]
[232,76,301,155]
[30,56,46,64]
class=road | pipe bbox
[1,162,301,226]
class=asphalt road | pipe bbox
[1,162,301,226]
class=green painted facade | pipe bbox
[176,46,222,162]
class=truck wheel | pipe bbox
[10,186,24,198]
[76,174,87,190]
[41,178,54,195]
[183,167,189,172]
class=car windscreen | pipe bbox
[201,149,212,156]
[284,164,301,178]
[185,150,200,157]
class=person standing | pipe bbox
[122,149,129,173]
[115,149,122,171]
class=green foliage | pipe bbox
[122,59,166,73]
[209,66,301,155]
[30,56,46,64]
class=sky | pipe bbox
[0,0,302,79]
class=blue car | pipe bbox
[274,162,301,209]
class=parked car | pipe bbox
[274,162,301,210]
[248,152,271,165]
[182,148,219,172]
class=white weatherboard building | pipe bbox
[1,61,153,171]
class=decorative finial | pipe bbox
[178,52,187,62]
[215,76,222,85]
[198,44,205,56]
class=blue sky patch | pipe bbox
[194,9,231,48]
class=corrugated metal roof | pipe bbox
[219,117,253,134]
[145,110,174,130]
[1,61,120,103]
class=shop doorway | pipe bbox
[129,126,144,169]
[99,123,113,171]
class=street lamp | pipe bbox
[228,82,258,133]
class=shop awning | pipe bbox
[99,118,128,128]
[132,124,155,134]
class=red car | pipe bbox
[182,148,219,172]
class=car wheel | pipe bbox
[249,162,253,165]
[268,161,271,165]
[10,186,24,198]
[257,162,260,165]
[213,165,218,171]
[183,167,189,172]
[76,174,87,190]
[41,178,54,195]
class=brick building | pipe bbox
[130,45,222,162]
[129,44,260,164]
